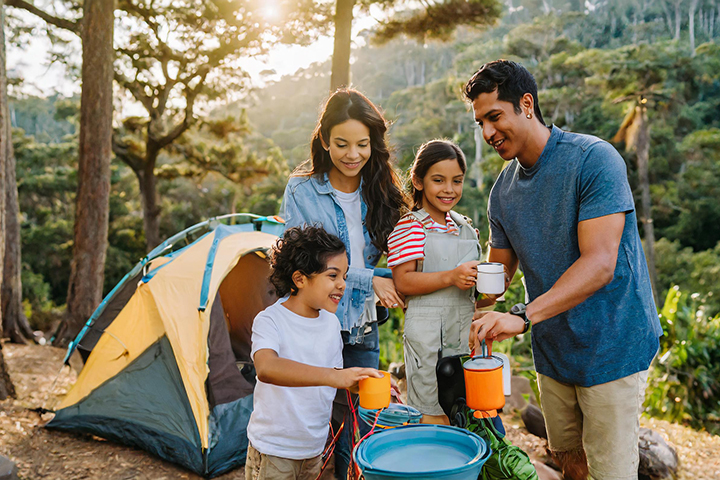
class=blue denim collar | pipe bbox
[311,172,364,196]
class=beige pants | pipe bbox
[538,371,649,480]
[245,443,323,480]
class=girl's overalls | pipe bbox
[403,209,481,416]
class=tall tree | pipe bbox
[0,0,14,400]
[329,0,502,90]
[112,0,322,251]
[2,108,33,344]
[613,96,660,304]
[53,0,114,347]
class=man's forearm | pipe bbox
[526,252,615,325]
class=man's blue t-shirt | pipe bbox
[488,126,662,387]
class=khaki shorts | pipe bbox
[245,443,323,480]
[537,371,649,480]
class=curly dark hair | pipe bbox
[269,226,346,297]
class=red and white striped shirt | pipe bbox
[387,211,459,267]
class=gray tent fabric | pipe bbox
[207,294,253,407]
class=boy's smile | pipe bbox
[284,252,349,318]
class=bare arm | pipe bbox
[391,259,479,296]
[254,349,382,389]
[525,212,625,323]
[470,213,626,345]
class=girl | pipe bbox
[279,89,408,478]
[388,139,481,425]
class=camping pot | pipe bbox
[463,345,511,411]
[476,262,505,295]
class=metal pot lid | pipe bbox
[463,355,503,371]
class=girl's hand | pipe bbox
[373,276,405,309]
[448,260,480,290]
[331,367,383,390]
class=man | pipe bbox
[465,60,662,480]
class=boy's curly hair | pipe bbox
[270,226,346,297]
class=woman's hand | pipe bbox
[373,276,405,309]
[447,260,480,290]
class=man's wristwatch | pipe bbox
[510,303,532,334]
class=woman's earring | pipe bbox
[526,112,533,119]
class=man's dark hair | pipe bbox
[269,226,346,297]
[463,60,546,126]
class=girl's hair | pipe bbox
[410,140,467,211]
[269,225,346,297]
[293,88,408,252]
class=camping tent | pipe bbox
[47,214,284,477]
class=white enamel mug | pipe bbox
[476,262,505,295]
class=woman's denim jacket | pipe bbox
[279,173,391,344]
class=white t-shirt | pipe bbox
[334,188,365,268]
[247,298,344,459]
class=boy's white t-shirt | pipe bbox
[247,297,344,459]
[334,188,365,268]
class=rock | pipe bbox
[504,375,534,412]
[0,455,18,480]
[532,460,563,480]
[521,403,547,439]
[638,428,678,480]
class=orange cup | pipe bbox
[358,371,391,409]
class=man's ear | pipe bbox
[521,93,534,117]
[291,270,307,290]
[411,175,423,192]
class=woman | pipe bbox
[279,88,407,478]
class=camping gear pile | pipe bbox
[436,345,539,480]
[47,214,284,478]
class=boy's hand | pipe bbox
[331,367,383,390]
[447,260,480,290]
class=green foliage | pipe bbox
[645,287,720,434]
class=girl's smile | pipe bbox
[413,159,465,224]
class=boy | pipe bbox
[246,226,382,480]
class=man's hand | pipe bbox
[469,311,525,351]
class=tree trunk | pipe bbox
[330,0,356,91]
[635,104,660,306]
[54,0,114,347]
[138,151,161,252]
[690,0,698,54]
[0,0,14,400]
[2,109,33,343]
[674,0,682,40]
[474,126,484,190]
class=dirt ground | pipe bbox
[1,341,719,480]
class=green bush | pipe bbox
[644,286,720,433]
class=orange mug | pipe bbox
[358,371,391,409]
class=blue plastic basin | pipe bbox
[353,424,491,480]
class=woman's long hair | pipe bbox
[294,89,408,252]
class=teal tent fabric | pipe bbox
[48,336,204,474]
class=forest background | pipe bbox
[3,0,720,437]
